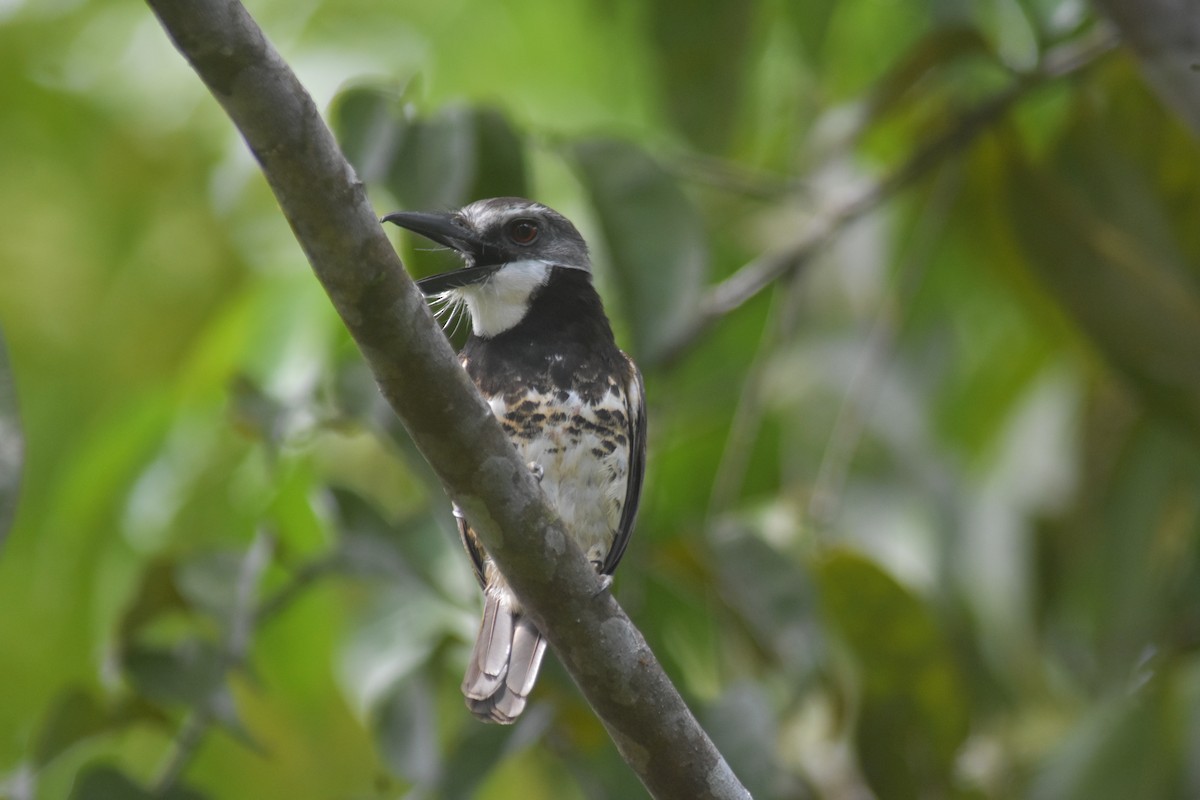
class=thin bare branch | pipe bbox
[657,27,1119,366]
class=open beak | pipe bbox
[381,211,504,294]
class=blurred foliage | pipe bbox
[2,0,1200,798]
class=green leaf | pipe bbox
[864,27,995,125]
[463,106,529,202]
[570,137,709,362]
[0,328,22,547]
[117,557,190,645]
[646,0,756,151]
[385,103,478,211]
[781,0,840,65]
[33,690,165,768]
[816,549,969,800]
[702,683,807,799]
[329,82,416,185]
[1029,680,1182,800]
[709,524,821,675]
[1002,149,1200,442]
[373,672,440,786]
[69,764,206,800]
[34,689,108,767]
[384,104,529,212]
[436,721,513,800]
[122,640,227,710]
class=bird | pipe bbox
[382,197,647,724]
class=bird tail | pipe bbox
[462,591,547,724]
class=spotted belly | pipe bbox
[487,387,630,566]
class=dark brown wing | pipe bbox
[600,355,646,576]
[455,510,488,589]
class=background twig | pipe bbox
[657,27,1119,365]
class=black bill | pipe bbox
[382,210,504,294]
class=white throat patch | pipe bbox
[452,259,584,338]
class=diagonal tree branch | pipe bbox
[143,1,749,798]
[656,26,1119,365]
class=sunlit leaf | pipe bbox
[816,549,969,799]
[570,137,709,362]
[0,328,22,547]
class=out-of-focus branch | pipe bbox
[657,27,1119,366]
[144,2,749,797]
[1094,0,1200,137]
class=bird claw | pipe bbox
[591,566,613,597]
[527,461,544,483]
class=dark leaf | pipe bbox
[816,549,969,799]
[1002,150,1200,443]
[781,0,840,65]
[464,106,528,202]
[0,328,22,547]
[35,690,164,769]
[435,722,511,800]
[1029,679,1183,800]
[710,523,822,675]
[570,137,709,362]
[386,104,477,211]
[703,683,809,800]
[864,27,995,125]
[69,764,155,800]
[1094,0,1200,136]
[646,0,756,151]
[117,558,190,645]
[34,689,108,767]
[122,640,227,711]
[174,550,248,622]
[329,487,452,590]
[227,374,287,448]
[69,763,206,800]
[373,672,440,786]
[329,82,416,184]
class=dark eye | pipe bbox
[506,218,539,245]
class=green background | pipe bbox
[2,0,1199,798]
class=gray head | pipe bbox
[383,197,592,337]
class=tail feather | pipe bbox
[462,592,547,724]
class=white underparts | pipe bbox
[453,259,587,338]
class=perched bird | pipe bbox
[383,197,646,724]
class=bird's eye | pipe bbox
[506,219,539,245]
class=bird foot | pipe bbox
[527,461,544,483]
[591,565,613,597]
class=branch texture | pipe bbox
[144,1,748,798]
